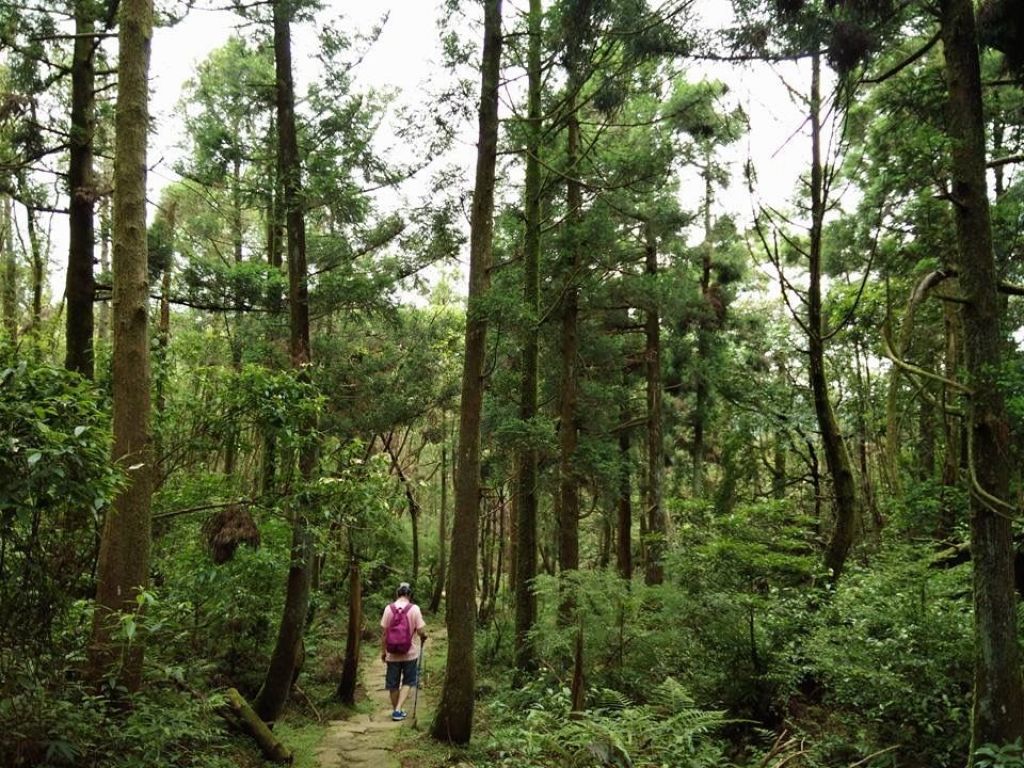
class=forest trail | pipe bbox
[315,626,443,767]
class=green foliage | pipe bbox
[664,500,822,724]
[802,549,973,767]
[153,515,285,689]
[482,679,729,768]
[0,356,119,650]
[0,656,238,768]
[976,740,1024,768]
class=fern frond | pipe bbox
[590,687,634,712]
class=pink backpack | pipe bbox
[385,603,413,654]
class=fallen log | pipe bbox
[223,687,293,764]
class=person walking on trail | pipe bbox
[380,582,427,721]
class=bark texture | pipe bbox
[86,0,154,692]
[253,0,316,723]
[337,558,361,705]
[430,0,502,745]
[940,0,1024,752]
[224,688,293,764]
[514,0,542,677]
[65,0,97,379]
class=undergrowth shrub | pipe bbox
[481,677,730,768]
[801,547,973,768]
[0,357,119,653]
[529,570,701,699]
[668,500,822,725]
[153,509,286,691]
[0,603,239,768]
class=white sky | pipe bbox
[146,0,811,211]
[148,1,446,201]
[45,0,818,292]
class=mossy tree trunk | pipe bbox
[807,52,859,581]
[86,0,154,693]
[939,0,1024,753]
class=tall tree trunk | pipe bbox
[479,495,494,624]
[643,224,665,586]
[807,53,858,581]
[939,0,1024,752]
[253,0,316,723]
[558,93,582,584]
[86,0,153,693]
[65,0,97,379]
[2,195,16,341]
[431,0,502,745]
[942,300,962,487]
[514,0,541,676]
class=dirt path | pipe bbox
[315,631,441,767]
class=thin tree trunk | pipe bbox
[853,340,877,534]
[644,224,665,586]
[514,0,541,676]
[253,0,316,723]
[430,0,502,745]
[336,556,361,705]
[154,203,175,472]
[66,0,97,379]
[939,0,1024,752]
[429,439,448,615]
[24,198,43,341]
[2,195,16,341]
[382,432,421,582]
[261,147,283,498]
[616,417,632,579]
[86,0,153,693]
[807,52,858,581]
[772,431,786,500]
[97,193,110,343]
[558,96,582,587]
[693,166,713,496]
[224,157,245,478]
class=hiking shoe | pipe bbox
[391,710,406,721]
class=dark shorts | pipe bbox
[385,659,419,690]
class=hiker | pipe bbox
[380,581,427,721]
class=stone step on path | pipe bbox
[316,631,440,768]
